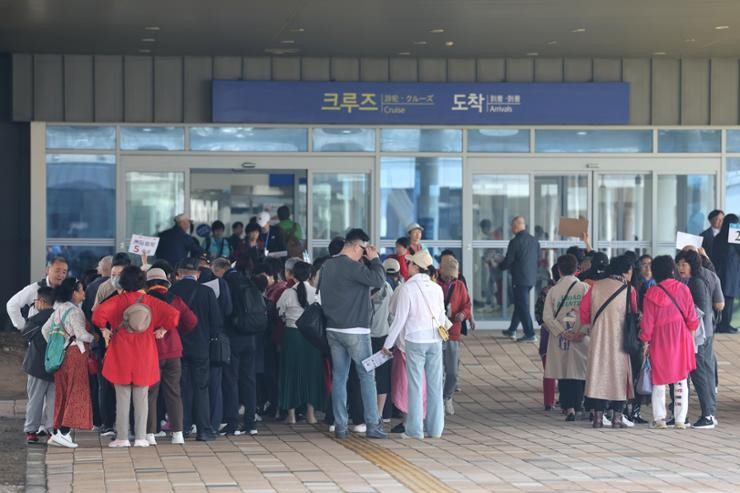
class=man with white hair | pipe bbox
[155,213,203,267]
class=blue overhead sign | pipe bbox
[212,80,629,125]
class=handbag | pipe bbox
[623,284,642,356]
[416,283,450,342]
[296,302,330,355]
[636,357,652,395]
[209,332,231,367]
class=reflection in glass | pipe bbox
[189,127,308,151]
[313,128,375,152]
[380,157,462,240]
[381,128,462,152]
[658,130,721,153]
[727,130,740,152]
[534,175,588,241]
[473,248,513,322]
[535,129,652,153]
[313,173,369,240]
[121,126,184,151]
[46,245,115,278]
[728,158,740,214]
[656,175,715,240]
[473,175,529,241]
[46,125,116,150]
[126,172,185,238]
[597,174,652,242]
[468,129,529,153]
[47,154,115,238]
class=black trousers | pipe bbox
[720,295,735,329]
[98,372,116,430]
[591,398,625,413]
[558,379,585,411]
[182,356,213,435]
[224,334,257,431]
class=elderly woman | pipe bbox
[641,255,699,429]
[383,251,448,439]
[42,278,96,448]
[543,254,590,421]
[580,255,637,429]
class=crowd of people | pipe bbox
[7,210,474,447]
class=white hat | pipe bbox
[146,268,171,287]
[256,211,271,227]
[407,222,424,233]
[383,258,401,274]
[405,250,434,269]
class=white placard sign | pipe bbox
[675,231,704,250]
[362,350,393,373]
[129,234,160,256]
[729,224,740,244]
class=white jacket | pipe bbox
[383,274,448,349]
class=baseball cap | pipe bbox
[256,211,271,227]
[383,258,401,274]
[407,222,424,233]
[405,250,434,269]
[146,268,171,286]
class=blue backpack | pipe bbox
[44,308,74,373]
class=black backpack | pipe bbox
[230,275,268,335]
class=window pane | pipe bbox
[473,175,529,241]
[468,129,529,153]
[658,130,721,153]
[313,128,375,152]
[46,245,115,279]
[381,129,462,152]
[597,174,652,241]
[535,129,652,153]
[656,175,716,240]
[727,158,740,214]
[47,154,115,238]
[727,130,740,152]
[312,173,369,240]
[121,126,184,151]
[473,248,514,322]
[46,125,116,150]
[189,127,307,151]
[126,172,185,238]
[380,157,462,240]
[534,175,589,241]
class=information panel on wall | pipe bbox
[212,81,629,125]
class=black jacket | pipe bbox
[21,309,54,381]
[156,226,203,267]
[261,225,286,253]
[499,230,540,287]
[83,275,108,320]
[701,228,716,258]
[170,278,222,359]
[199,268,233,321]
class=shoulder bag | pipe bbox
[296,260,330,355]
[623,283,642,356]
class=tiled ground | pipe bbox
[44,331,740,493]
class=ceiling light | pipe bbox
[429,28,445,33]
[289,27,305,33]
[413,41,427,45]
[653,51,667,56]
[526,52,539,56]
[445,41,454,47]
[281,40,295,44]
[715,25,730,30]
[398,51,411,56]
[140,38,156,42]
[138,48,151,54]
[264,47,300,55]
[547,40,558,45]
[576,131,588,136]
[144,26,160,31]
[571,28,586,33]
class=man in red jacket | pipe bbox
[145,267,198,445]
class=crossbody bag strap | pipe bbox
[554,280,579,319]
[592,284,628,325]
[415,283,440,327]
[657,284,687,323]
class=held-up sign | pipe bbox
[729,224,740,244]
[558,217,589,238]
[129,234,160,256]
[675,232,704,250]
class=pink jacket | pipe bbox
[640,279,699,385]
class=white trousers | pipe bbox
[651,379,688,423]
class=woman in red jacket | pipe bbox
[93,266,180,448]
[437,256,472,416]
[640,256,699,430]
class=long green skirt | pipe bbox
[278,327,327,410]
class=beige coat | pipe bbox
[543,276,590,380]
[582,277,634,401]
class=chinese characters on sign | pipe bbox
[129,234,160,256]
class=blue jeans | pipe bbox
[327,331,379,432]
[405,341,444,439]
[512,285,534,338]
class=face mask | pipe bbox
[111,276,122,290]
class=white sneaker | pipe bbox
[238,405,245,416]
[248,429,258,436]
[621,415,634,428]
[254,413,263,423]
[602,415,612,427]
[351,424,367,433]
[50,431,78,449]
[146,434,157,446]
[108,439,131,448]
[382,418,391,423]
[133,439,150,447]
[171,431,184,445]
[329,425,336,432]
[153,431,167,438]
[444,399,455,416]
